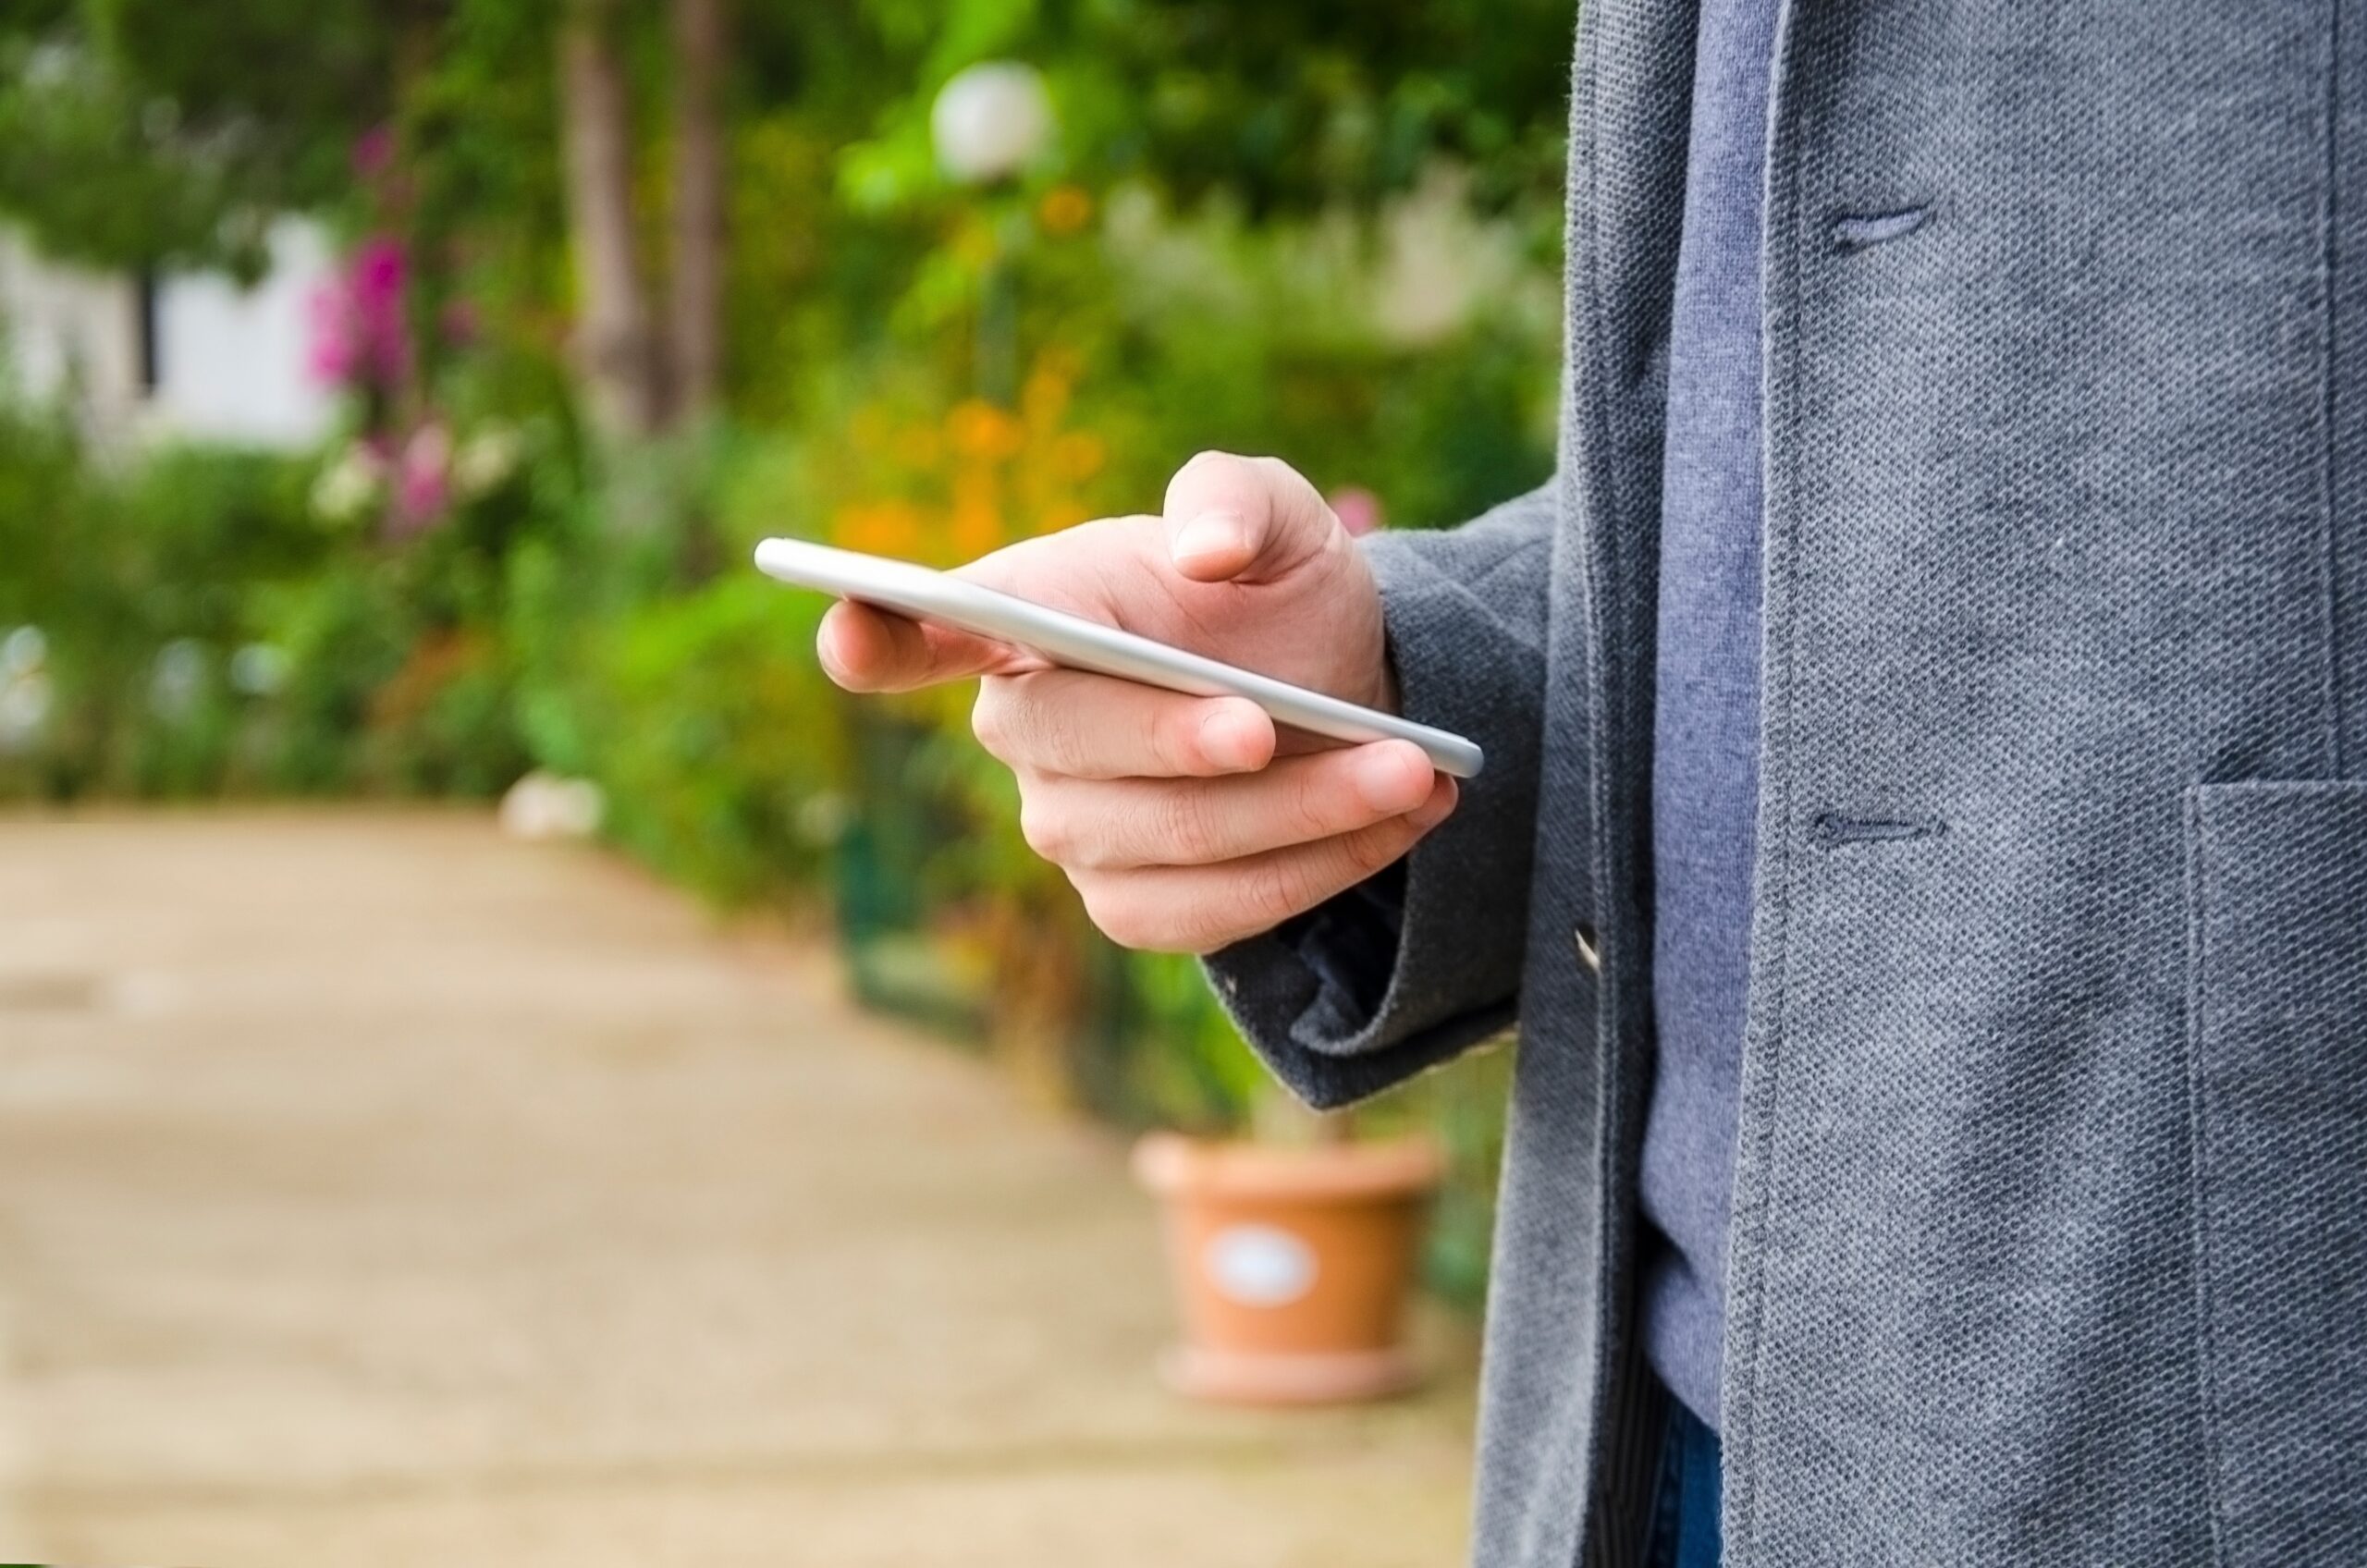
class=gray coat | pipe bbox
[1208,1,2367,1563]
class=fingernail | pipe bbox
[1352,747,1429,813]
[1410,777,1458,829]
[1172,511,1246,569]
[815,625,850,685]
[1199,706,1267,771]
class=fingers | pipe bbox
[1161,450,1343,585]
[1020,741,1444,871]
[973,667,1453,950]
[973,669,1276,779]
[1070,781,1459,954]
[817,599,1039,693]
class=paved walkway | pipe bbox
[0,811,1473,1566]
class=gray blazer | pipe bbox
[1208,1,2367,1563]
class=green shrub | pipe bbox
[583,574,850,907]
[0,153,1547,1313]
[0,421,335,799]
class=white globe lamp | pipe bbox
[931,61,1055,186]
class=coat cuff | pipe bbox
[1203,522,1549,1109]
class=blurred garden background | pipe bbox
[0,2,1582,1559]
[0,0,1569,1353]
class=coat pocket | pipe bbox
[2187,781,2367,1564]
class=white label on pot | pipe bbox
[1203,1223,1318,1307]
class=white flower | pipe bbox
[453,424,522,499]
[311,444,386,524]
[1,625,45,675]
[229,643,288,698]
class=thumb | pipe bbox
[1161,451,1342,585]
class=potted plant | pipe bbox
[1133,1096,1443,1405]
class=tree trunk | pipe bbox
[558,0,662,440]
[667,0,727,423]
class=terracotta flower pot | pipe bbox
[1132,1130,1444,1404]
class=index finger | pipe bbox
[816,599,1044,693]
[974,668,1277,778]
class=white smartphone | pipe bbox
[754,536,1484,778]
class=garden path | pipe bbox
[0,810,1472,1567]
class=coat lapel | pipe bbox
[1555,0,1700,1562]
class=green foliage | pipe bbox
[0,415,321,797]
[835,0,1572,221]
[0,407,552,802]
[0,44,263,275]
[1050,0,1576,215]
[0,0,1572,1308]
[1108,949,1272,1131]
[257,563,413,792]
[583,574,850,906]
[0,0,395,276]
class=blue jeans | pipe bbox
[1649,1397,1723,1568]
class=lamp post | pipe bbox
[930,62,1054,405]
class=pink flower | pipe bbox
[351,237,405,306]
[304,236,412,395]
[386,423,453,538]
[1329,486,1385,537]
[304,282,359,386]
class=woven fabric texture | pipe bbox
[1207,1,2367,1563]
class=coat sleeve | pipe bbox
[1202,480,1557,1109]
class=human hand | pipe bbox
[817,451,1458,953]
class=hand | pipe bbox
[817,451,1459,953]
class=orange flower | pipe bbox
[949,498,1002,559]
[1037,184,1094,236]
[948,398,1024,461]
[953,466,998,508]
[835,500,925,558]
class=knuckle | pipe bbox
[1287,765,1344,842]
[1152,786,1220,864]
[969,690,1008,755]
[1242,854,1308,928]
[1075,882,1119,937]
[1168,448,1246,506]
[1017,798,1070,863]
[1011,689,1084,773]
[1174,925,1228,959]
[1154,706,1205,776]
[1180,447,1239,478]
[1042,720,1095,778]
[1084,885,1155,949]
[985,681,1084,773]
[1339,822,1404,879]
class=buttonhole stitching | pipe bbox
[1810,811,1946,847]
[1832,205,1932,251]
